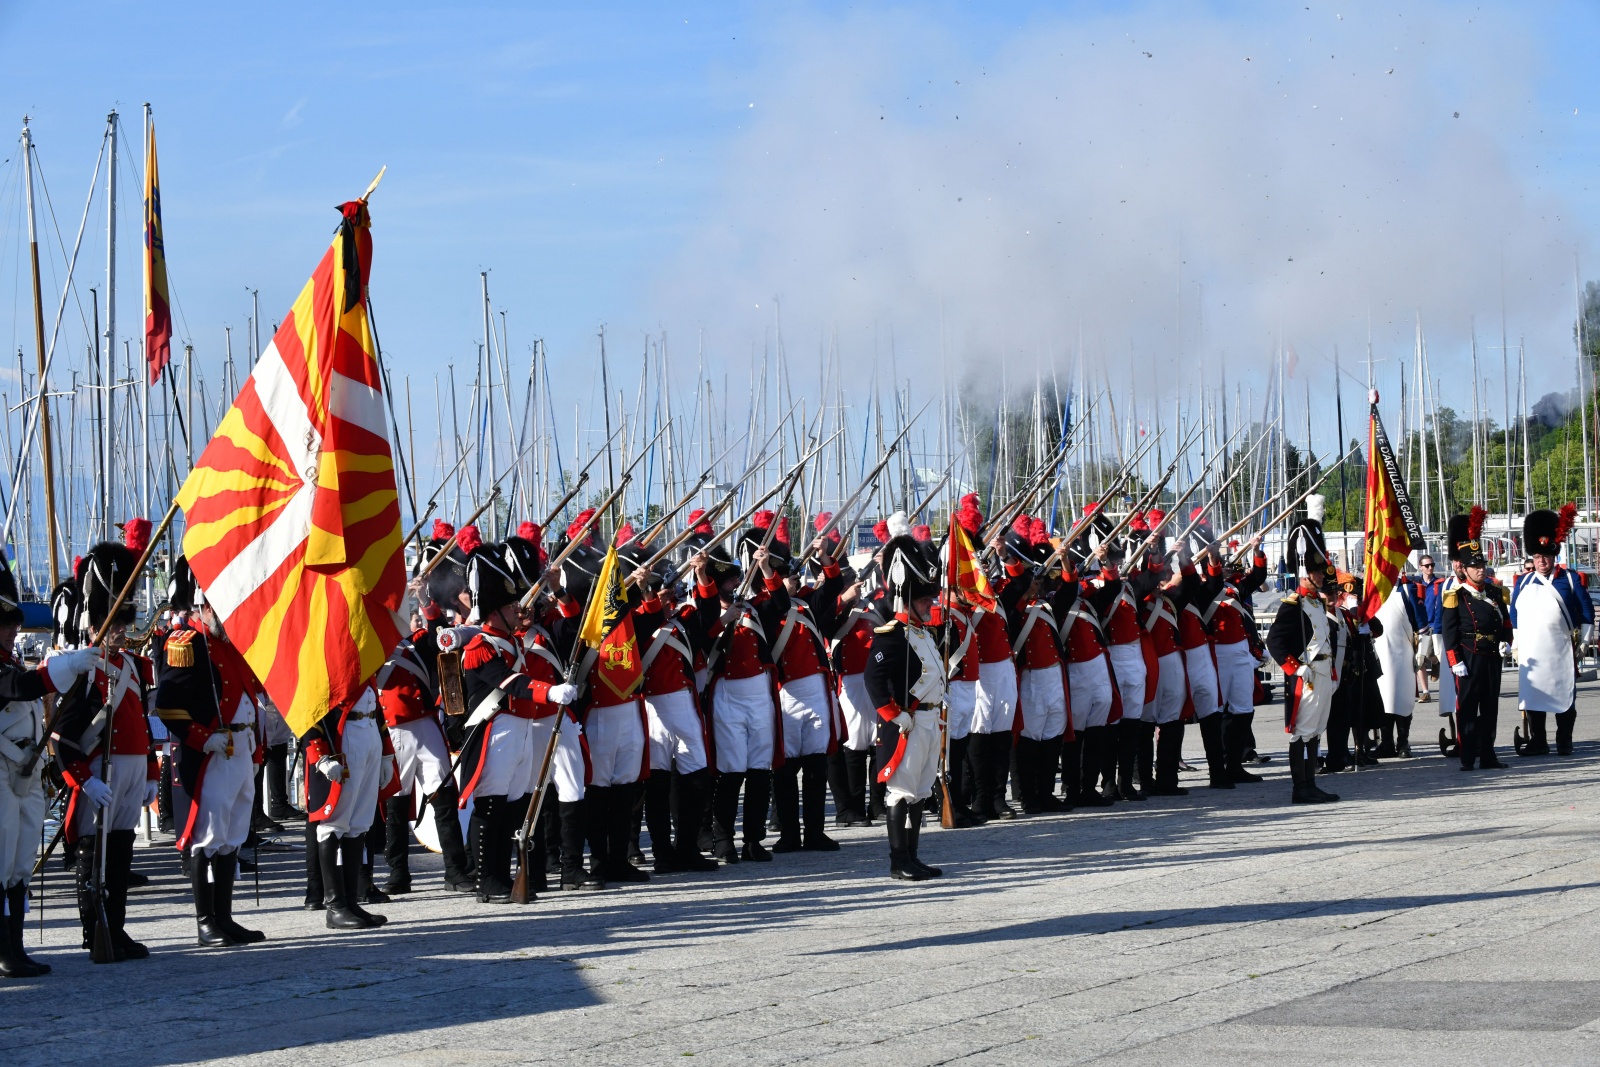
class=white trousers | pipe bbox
[1018,666,1068,740]
[316,716,382,842]
[837,673,876,751]
[587,700,646,787]
[712,674,776,773]
[476,714,539,802]
[74,753,149,837]
[644,688,709,774]
[779,673,832,758]
[391,717,451,797]
[1108,643,1147,723]
[0,761,44,887]
[1146,651,1187,724]
[946,679,977,740]
[525,714,587,803]
[971,659,1018,734]
[1288,665,1336,741]
[1184,646,1221,719]
[1214,640,1257,715]
[884,707,941,805]
[190,729,257,856]
[1068,655,1114,731]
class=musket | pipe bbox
[798,403,932,568]
[1222,445,1363,566]
[1121,426,1254,566]
[1032,428,1177,571]
[909,454,962,523]
[20,501,181,780]
[414,443,537,584]
[1155,424,1271,558]
[542,425,625,526]
[630,432,750,549]
[977,391,1103,546]
[402,447,475,547]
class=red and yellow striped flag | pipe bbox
[143,119,172,385]
[946,520,996,610]
[1360,392,1423,620]
[177,198,405,735]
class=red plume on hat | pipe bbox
[912,524,932,542]
[457,524,483,554]
[1011,514,1033,538]
[614,522,636,546]
[1146,508,1165,527]
[1082,502,1098,516]
[517,521,540,541]
[567,508,597,542]
[873,520,891,544]
[431,519,456,542]
[1556,502,1579,544]
[1190,505,1207,522]
[954,497,983,535]
[775,516,791,546]
[122,517,151,554]
[752,510,775,531]
[686,509,713,535]
[813,511,841,544]
[1028,517,1051,546]
[1468,505,1487,543]
[1128,511,1148,532]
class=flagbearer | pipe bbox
[866,535,947,882]
[154,580,269,948]
[0,562,98,978]
[50,540,157,960]
[304,686,399,929]
[1512,505,1591,757]
[1441,509,1513,771]
[1266,516,1344,804]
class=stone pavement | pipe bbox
[8,685,1600,1067]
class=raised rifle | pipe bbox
[798,403,932,569]
[1220,445,1362,567]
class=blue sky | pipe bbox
[3,1,1600,440]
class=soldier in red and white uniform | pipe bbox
[1174,540,1230,789]
[630,554,719,874]
[1195,535,1268,784]
[820,512,880,828]
[939,494,989,826]
[302,685,399,930]
[50,539,157,961]
[1087,525,1156,802]
[765,514,845,854]
[1059,524,1123,808]
[455,532,582,902]
[967,517,1028,820]
[1006,516,1071,814]
[1138,537,1192,796]
[695,533,787,863]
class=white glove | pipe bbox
[380,759,395,790]
[44,647,100,690]
[1583,624,1594,645]
[1295,664,1313,680]
[1451,661,1468,678]
[81,777,113,809]
[143,780,158,808]
[547,682,578,706]
[202,731,231,757]
[317,757,345,782]
[893,712,914,735]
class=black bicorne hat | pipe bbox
[883,534,940,605]
[0,559,21,626]
[81,540,138,636]
[466,545,520,621]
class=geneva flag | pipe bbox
[177,199,405,735]
[1360,392,1424,620]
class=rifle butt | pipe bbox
[509,842,532,905]
[91,907,117,964]
[939,776,956,830]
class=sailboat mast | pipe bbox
[22,119,61,588]
[104,110,118,542]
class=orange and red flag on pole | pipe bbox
[1360,390,1424,620]
[946,520,996,611]
[142,118,171,385]
[176,196,405,735]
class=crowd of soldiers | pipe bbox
[0,490,1590,976]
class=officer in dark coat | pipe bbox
[1440,509,1513,771]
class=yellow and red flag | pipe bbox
[177,198,405,735]
[142,119,172,385]
[579,546,643,701]
[1360,391,1424,620]
[946,520,996,610]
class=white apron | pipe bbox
[1516,575,1577,713]
[1374,585,1416,720]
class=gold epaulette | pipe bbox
[153,706,192,723]
[1441,589,1459,609]
[1500,586,1512,605]
[166,630,196,668]
[1282,593,1299,604]
[874,620,903,634]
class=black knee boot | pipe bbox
[1116,721,1147,800]
[341,836,388,924]
[1307,741,1340,801]
[673,770,720,871]
[1013,736,1041,813]
[1037,734,1064,810]
[1289,740,1320,804]
[989,731,1017,817]
[801,754,838,849]
[607,782,650,882]
[265,742,291,818]
[826,749,852,825]
[104,830,145,960]
[1079,727,1115,805]
[473,795,513,902]
[1556,710,1577,756]
[1150,722,1189,795]
[1199,715,1234,788]
[644,771,679,872]
[1376,713,1398,758]
[382,796,412,893]
[320,835,367,929]
[967,733,994,818]
[947,735,982,823]
[772,761,803,851]
[842,748,871,825]
[1,882,47,976]
[1226,712,1263,782]
[582,787,612,881]
[1395,713,1413,757]
[741,770,773,860]
[868,752,888,821]
[1058,734,1084,807]
[905,801,942,877]
[711,772,744,863]
[212,851,265,943]
[431,781,476,892]
[74,834,98,951]
[1522,711,1550,756]
[558,800,601,889]
[886,800,925,881]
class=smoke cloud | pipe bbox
[652,3,1586,402]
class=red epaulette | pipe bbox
[461,636,498,671]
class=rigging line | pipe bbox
[30,140,98,350]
